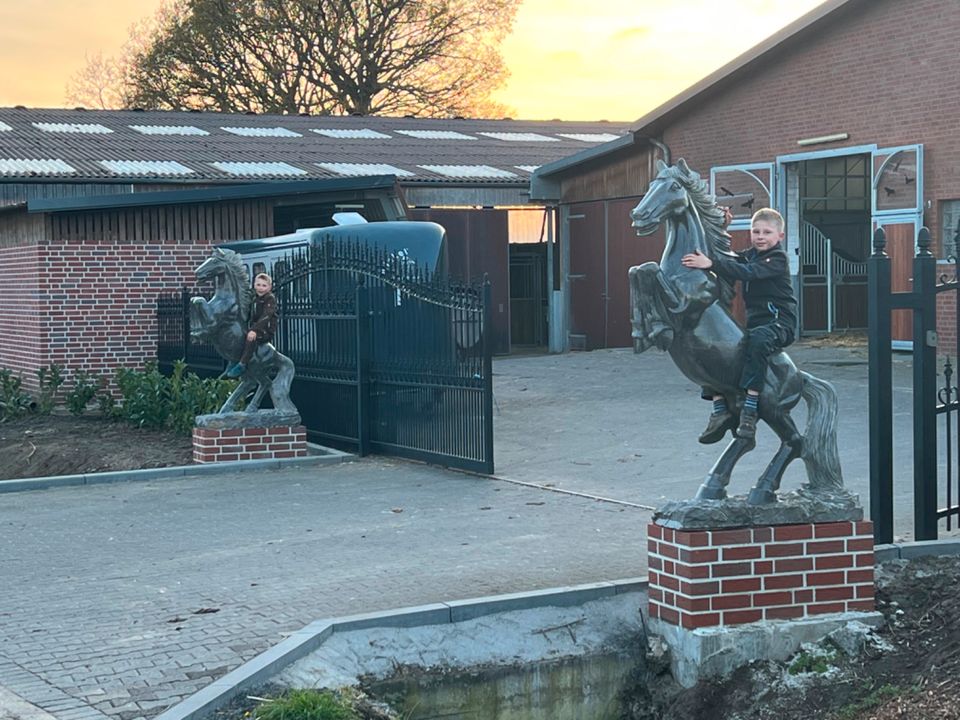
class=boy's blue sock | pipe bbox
[712,398,727,415]
[744,394,759,413]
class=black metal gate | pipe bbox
[158,240,494,474]
[868,225,960,542]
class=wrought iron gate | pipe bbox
[868,225,960,542]
[158,239,494,474]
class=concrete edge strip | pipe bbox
[0,447,352,495]
[151,576,650,720]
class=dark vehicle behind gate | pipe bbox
[158,220,494,474]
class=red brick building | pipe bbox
[0,110,627,389]
[531,0,959,351]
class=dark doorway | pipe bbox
[509,243,547,347]
[798,154,870,333]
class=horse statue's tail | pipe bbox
[799,371,844,492]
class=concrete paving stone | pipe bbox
[9,344,957,720]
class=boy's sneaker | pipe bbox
[698,410,736,444]
[224,362,245,378]
[737,407,759,439]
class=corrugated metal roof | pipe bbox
[0,107,629,185]
[0,158,77,175]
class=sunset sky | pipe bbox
[0,0,826,122]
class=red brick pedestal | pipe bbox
[192,424,307,463]
[648,520,875,630]
[646,518,879,687]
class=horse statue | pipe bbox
[629,158,843,504]
[189,248,299,417]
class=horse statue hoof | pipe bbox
[695,479,727,501]
[748,486,778,505]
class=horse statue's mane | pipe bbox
[662,162,732,256]
[663,162,736,307]
[220,248,252,325]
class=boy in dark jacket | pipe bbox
[225,273,278,378]
[680,208,797,440]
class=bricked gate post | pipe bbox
[645,501,881,687]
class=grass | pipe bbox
[253,689,360,720]
[788,649,839,676]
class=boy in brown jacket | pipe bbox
[225,273,277,378]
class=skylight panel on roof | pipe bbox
[515,165,540,173]
[311,128,391,139]
[129,125,209,136]
[557,133,622,142]
[0,158,77,175]
[318,162,414,177]
[396,130,476,140]
[0,122,12,132]
[418,164,518,179]
[478,132,559,142]
[211,161,307,177]
[221,126,302,138]
[33,122,113,134]
[99,160,195,176]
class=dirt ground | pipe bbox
[0,413,193,480]
[627,554,960,720]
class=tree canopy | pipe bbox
[69,0,522,118]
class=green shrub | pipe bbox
[96,390,119,420]
[115,364,171,429]
[114,362,240,435]
[65,371,102,416]
[253,689,359,720]
[168,361,240,434]
[0,368,33,422]
[35,364,65,414]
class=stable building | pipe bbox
[0,108,628,387]
[531,0,958,352]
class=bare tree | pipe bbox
[65,1,187,110]
[122,0,520,118]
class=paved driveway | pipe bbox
[0,338,944,719]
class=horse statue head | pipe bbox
[190,248,251,344]
[631,159,731,256]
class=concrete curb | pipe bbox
[875,539,960,561]
[151,577,649,720]
[0,445,352,495]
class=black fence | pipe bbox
[158,240,494,474]
[868,225,960,542]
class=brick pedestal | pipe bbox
[192,424,307,463]
[648,520,875,630]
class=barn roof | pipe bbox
[0,107,628,186]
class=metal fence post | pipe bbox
[482,278,495,474]
[356,282,371,457]
[868,227,894,544]
[913,227,939,540]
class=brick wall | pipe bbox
[0,244,44,390]
[192,425,307,463]
[648,520,875,630]
[39,239,212,379]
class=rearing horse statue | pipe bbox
[629,159,843,504]
[189,248,299,417]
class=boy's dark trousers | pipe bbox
[739,322,795,392]
[239,336,267,365]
